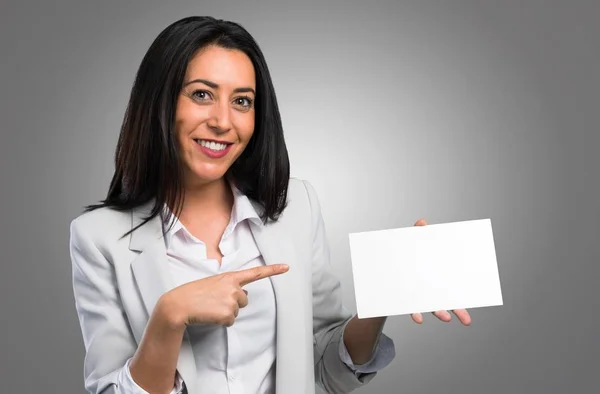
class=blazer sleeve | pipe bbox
[70,217,160,394]
[302,180,380,393]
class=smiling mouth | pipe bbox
[194,139,231,152]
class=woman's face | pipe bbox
[175,45,256,188]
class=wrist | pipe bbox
[155,293,186,332]
[343,315,388,365]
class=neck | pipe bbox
[175,177,234,223]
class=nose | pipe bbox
[206,100,232,134]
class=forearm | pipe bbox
[343,316,387,365]
[129,296,185,393]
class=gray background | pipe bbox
[1,0,598,393]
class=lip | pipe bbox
[194,139,233,159]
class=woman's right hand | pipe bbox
[157,263,290,329]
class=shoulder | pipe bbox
[69,206,133,250]
[285,177,322,214]
[272,178,323,236]
[71,206,131,234]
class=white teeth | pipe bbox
[197,139,227,151]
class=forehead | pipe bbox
[185,45,256,88]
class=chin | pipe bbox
[187,166,229,185]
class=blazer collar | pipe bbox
[128,200,163,252]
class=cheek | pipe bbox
[175,100,208,137]
[173,119,190,150]
[236,114,255,143]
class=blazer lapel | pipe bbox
[250,219,315,394]
[127,201,315,394]
[129,204,198,394]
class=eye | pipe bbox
[191,90,212,101]
[233,96,254,110]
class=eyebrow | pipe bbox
[183,78,256,95]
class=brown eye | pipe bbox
[192,90,212,101]
[234,96,253,109]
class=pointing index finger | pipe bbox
[235,264,290,287]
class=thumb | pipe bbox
[414,218,427,226]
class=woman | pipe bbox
[70,16,471,394]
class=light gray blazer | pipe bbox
[70,178,377,394]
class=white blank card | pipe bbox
[348,219,503,319]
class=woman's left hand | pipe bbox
[409,218,472,326]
